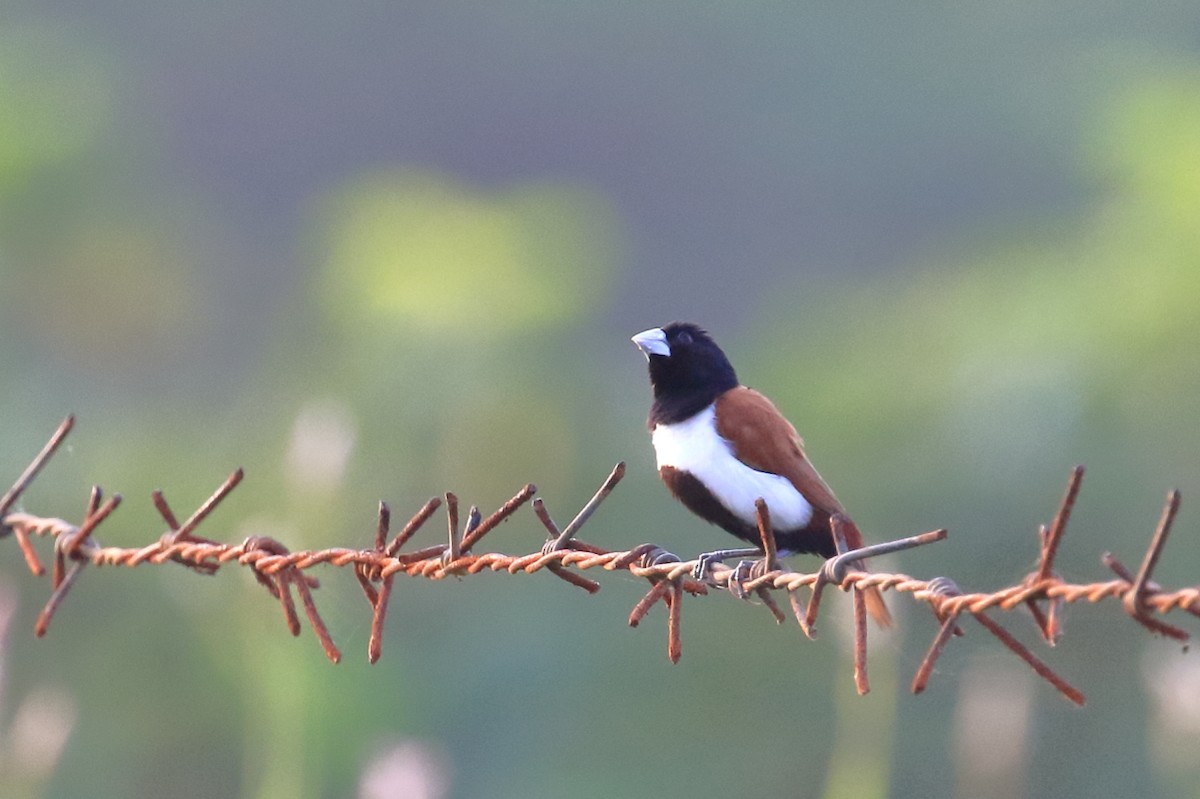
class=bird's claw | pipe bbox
[691,547,762,582]
[692,552,719,581]
[727,559,756,599]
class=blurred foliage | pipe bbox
[1092,66,1200,226]
[318,170,618,336]
[0,23,113,186]
[1,4,1200,799]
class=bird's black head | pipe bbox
[631,322,739,426]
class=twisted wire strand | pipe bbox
[2,416,1198,705]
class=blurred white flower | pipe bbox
[8,688,77,779]
[954,655,1034,799]
[0,586,77,787]
[1142,648,1200,769]
[358,739,451,799]
[285,399,358,493]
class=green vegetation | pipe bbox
[1,5,1198,798]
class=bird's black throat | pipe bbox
[644,323,738,427]
[648,389,722,427]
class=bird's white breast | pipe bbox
[651,404,814,530]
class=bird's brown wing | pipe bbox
[713,386,845,517]
[714,386,892,628]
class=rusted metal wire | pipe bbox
[3,416,1199,705]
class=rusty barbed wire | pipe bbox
[2,416,1199,705]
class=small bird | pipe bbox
[631,322,890,626]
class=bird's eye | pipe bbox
[677,331,693,345]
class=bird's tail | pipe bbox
[861,584,893,628]
[838,515,892,629]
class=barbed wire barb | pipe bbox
[3,416,1200,704]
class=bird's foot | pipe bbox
[691,552,719,581]
[690,546,762,582]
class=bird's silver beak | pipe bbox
[631,327,670,359]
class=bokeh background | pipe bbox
[3,3,1200,798]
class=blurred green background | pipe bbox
[2,3,1200,798]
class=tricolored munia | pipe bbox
[632,321,890,626]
